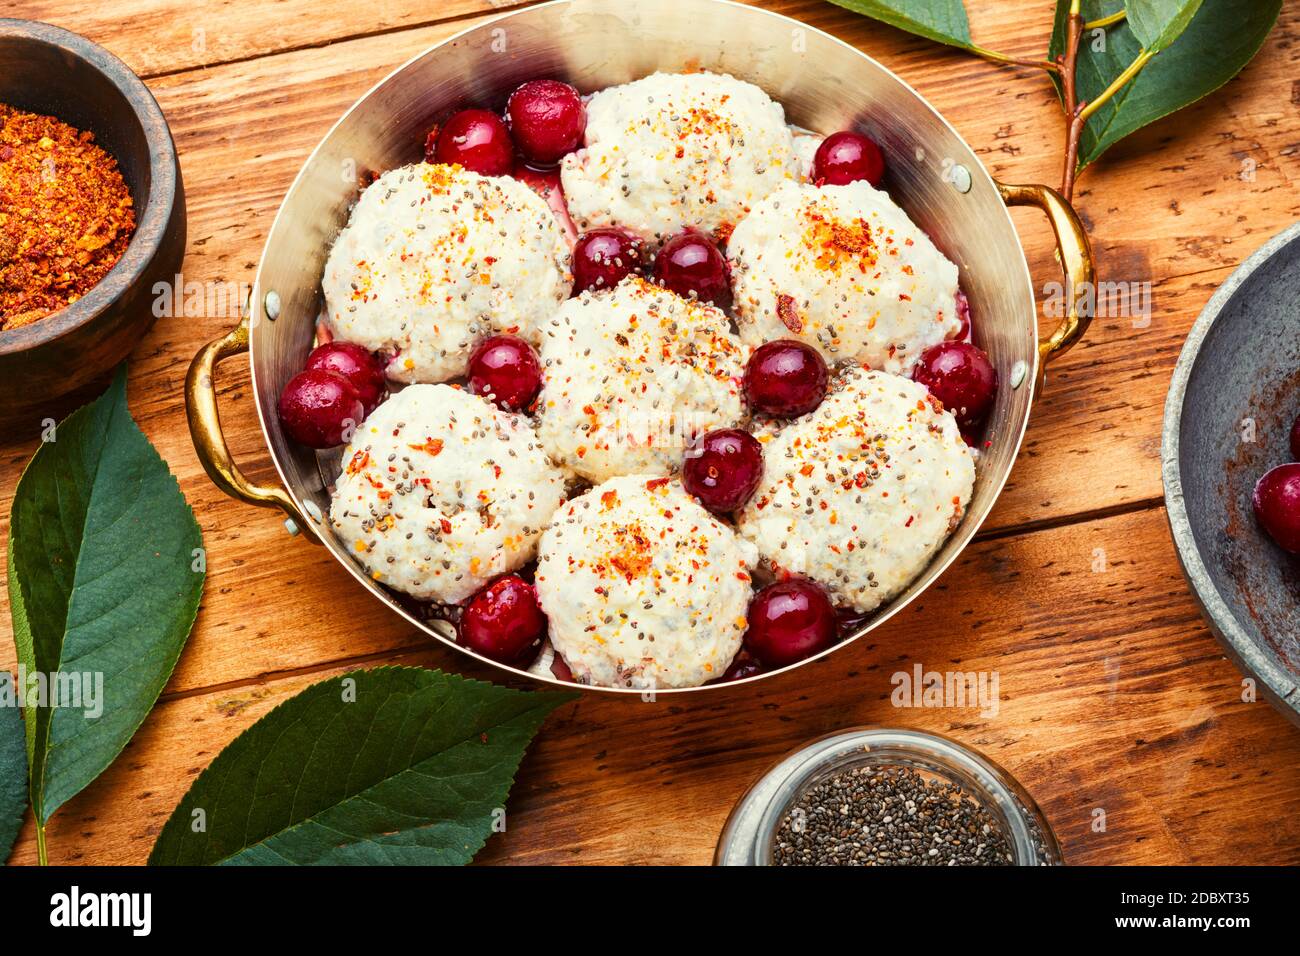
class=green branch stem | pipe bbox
[969,44,1059,72]
[1084,10,1127,30]
[1058,11,1158,200]
[1078,48,1155,122]
[36,821,47,865]
[1059,10,1085,199]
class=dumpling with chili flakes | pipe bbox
[536,275,747,483]
[736,366,974,615]
[328,384,566,605]
[728,180,961,374]
[561,71,800,242]
[321,163,571,384]
[535,475,758,689]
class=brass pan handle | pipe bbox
[185,317,320,543]
[995,181,1095,396]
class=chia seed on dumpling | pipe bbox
[737,366,974,614]
[560,71,799,242]
[535,475,757,688]
[536,275,747,483]
[329,384,566,604]
[728,180,961,374]
[322,163,571,384]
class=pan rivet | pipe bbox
[949,163,972,194]
[284,517,300,537]
[1010,359,1028,389]
[302,500,323,523]
[264,290,282,321]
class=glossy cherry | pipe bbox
[813,130,886,188]
[743,579,839,668]
[683,428,765,514]
[713,651,764,683]
[467,334,543,412]
[513,163,578,243]
[549,652,575,682]
[953,290,972,341]
[460,574,548,665]
[1290,413,1300,461]
[506,79,586,166]
[572,229,645,294]
[304,341,386,414]
[429,109,515,176]
[744,339,829,418]
[1253,463,1300,553]
[912,340,998,431]
[653,231,732,310]
[277,369,365,448]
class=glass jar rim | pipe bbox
[716,726,1062,866]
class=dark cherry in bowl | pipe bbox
[0,20,186,436]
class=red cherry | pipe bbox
[277,369,365,448]
[912,341,998,431]
[744,340,829,418]
[304,341,386,414]
[513,162,579,244]
[572,229,645,294]
[743,579,838,668]
[550,653,575,682]
[430,109,515,176]
[1290,414,1300,461]
[813,130,885,188]
[712,651,764,683]
[506,79,586,166]
[835,606,873,636]
[460,574,548,665]
[468,334,542,412]
[653,231,732,310]
[1253,463,1300,553]
[682,428,764,514]
[953,290,972,341]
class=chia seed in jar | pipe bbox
[772,766,1013,866]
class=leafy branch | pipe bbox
[830,0,1282,202]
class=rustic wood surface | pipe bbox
[2,0,1299,866]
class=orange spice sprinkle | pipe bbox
[0,104,136,330]
[408,438,445,456]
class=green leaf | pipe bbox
[0,673,27,863]
[827,0,973,50]
[1050,0,1281,169]
[1126,0,1204,53]
[8,365,205,824]
[148,667,575,866]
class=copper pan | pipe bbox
[186,0,1093,694]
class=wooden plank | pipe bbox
[6,505,1298,865]
[5,0,538,77]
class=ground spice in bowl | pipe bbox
[772,765,1014,866]
[0,103,136,331]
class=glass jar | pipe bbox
[715,726,1062,866]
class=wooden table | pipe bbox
[3,0,1299,866]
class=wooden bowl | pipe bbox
[0,19,185,434]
